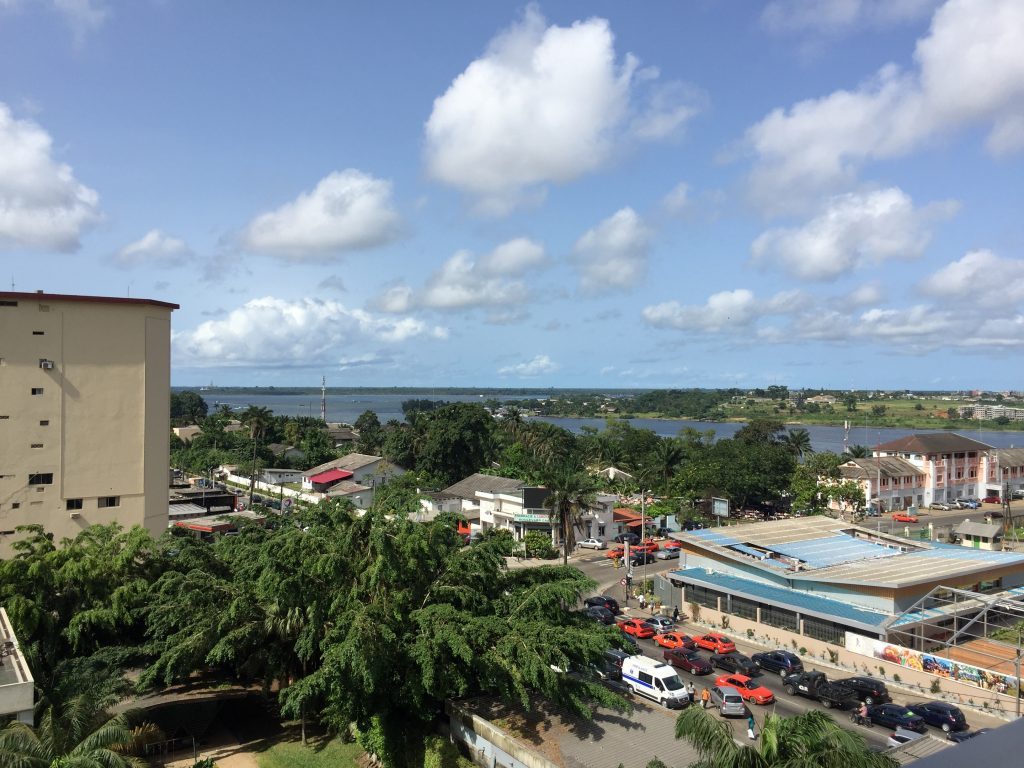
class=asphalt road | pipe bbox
[864,499,1024,539]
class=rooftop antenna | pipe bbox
[320,375,327,422]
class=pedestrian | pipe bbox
[672,606,680,623]
[687,682,695,700]
[747,714,757,740]
[638,593,646,610]
[700,687,710,710]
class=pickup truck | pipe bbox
[782,671,858,709]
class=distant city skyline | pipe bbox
[2,1,1022,390]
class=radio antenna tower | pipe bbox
[320,376,327,422]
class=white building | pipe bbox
[300,453,402,490]
[0,607,33,724]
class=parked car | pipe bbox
[783,671,858,709]
[663,648,712,675]
[709,685,747,717]
[986,510,1005,520]
[892,512,918,523]
[905,701,968,733]
[836,676,891,705]
[710,653,758,676]
[631,541,659,554]
[577,538,607,550]
[694,633,737,654]
[601,649,632,680]
[621,655,690,708]
[644,616,675,634]
[629,552,657,566]
[1013,489,1024,500]
[585,606,616,625]
[662,539,683,549]
[714,674,775,705]
[982,495,1002,504]
[619,630,639,651]
[948,728,988,743]
[887,728,926,748]
[867,704,926,733]
[617,618,655,639]
[929,501,952,511]
[605,546,626,560]
[614,532,640,545]
[956,498,981,509]
[751,650,803,678]
[655,548,678,560]
[653,632,695,650]
[584,595,620,614]
[681,520,705,531]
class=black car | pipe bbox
[710,652,759,676]
[614,532,640,545]
[619,630,639,651]
[681,520,705,531]
[586,606,616,625]
[948,728,988,743]
[630,552,656,566]
[751,650,803,678]
[663,649,713,675]
[599,648,631,681]
[836,676,891,705]
[584,595,621,614]
[906,701,968,733]
[867,704,926,733]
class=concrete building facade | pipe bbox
[0,292,177,554]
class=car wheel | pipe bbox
[823,699,833,709]
[785,685,796,695]
[942,723,951,733]
[779,670,787,679]
[865,696,875,706]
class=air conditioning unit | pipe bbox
[39,359,54,369]
[69,511,81,519]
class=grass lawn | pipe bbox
[257,737,364,768]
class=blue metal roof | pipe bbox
[669,567,890,630]
[687,528,741,547]
[915,542,1024,564]
[768,534,901,569]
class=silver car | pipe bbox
[577,538,607,550]
[710,685,747,717]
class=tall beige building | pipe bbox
[0,291,177,555]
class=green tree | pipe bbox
[843,444,870,459]
[241,405,274,501]
[781,427,813,463]
[413,403,496,486]
[543,471,598,565]
[300,427,335,467]
[381,420,416,468]
[871,404,887,418]
[169,390,209,426]
[355,410,384,455]
[673,707,897,768]
[0,693,160,768]
[789,452,842,515]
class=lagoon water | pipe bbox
[200,392,1024,453]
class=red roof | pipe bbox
[309,468,354,484]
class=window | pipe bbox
[729,596,759,621]
[32,330,44,335]
[0,415,8,419]
[0,300,17,306]
[761,605,799,632]
[638,672,653,685]
[31,387,44,395]
[28,472,53,485]
[38,305,49,312]
[39,420,48,426]
[98,496,120,508]
[66,499,83,511]
[803,616,849,645]
[598,524,606,536]
[11,502,20,509]
[30,443,43,448]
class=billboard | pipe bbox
[712,497,730,517]
[522,486,552,511]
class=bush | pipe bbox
[828,649,839,665]
[522,531,557,559]
[424,736,474,768]
[746,629,754,639]
[799,647,807,656]
[930,679,942,694]
[893,673,901,683]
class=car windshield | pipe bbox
[724,694,742,703]
[741,681,757,690]
[662,675,684,691]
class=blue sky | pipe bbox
[2,0,1023,390]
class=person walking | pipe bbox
[747,713,757,740]
[687,682,695,701]
[638,593,646,611]
[672,606,680,623]
[700,687,710,710]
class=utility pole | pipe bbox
[320,375,327,422]
[641,490,648,604]
[1017,625,1022,720]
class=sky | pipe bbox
[1,0,1023,391]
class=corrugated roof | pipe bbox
[309,468,354,484]
[995,447,1024,467]
[840,456,925,480]
[875,433,993,454]
[442,472,524,500]
[669,567,890,630]
[768,534,901,568]
[954,521,1004,538]
[326,480,371,496]
[304,453,382,476]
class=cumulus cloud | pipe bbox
[113,229,192,269]
[643,289,762,331]
[174,297,447,367]
[746,0,1024,211]
[373,238,546,313]
[240,170,401,260]
[661,182,689,215]
[424,5,699,214]
[920,249,1024,303]
[761,0,939,35]
[498,354,557,377]
[572,208,651,294]
[751,188,957,280]
[0,103,101,251]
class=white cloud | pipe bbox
[424,5,699,214]
[572,207,651,294]
[920,249,1024,303]
[661,182,689,215]
[643,289,760,331]
[630,82,702,140]
[373,238,546,313]
[53,0,108,44]
[113,229,191,269]
[761,0,938,35]
[0,103,101,251]
[173,297,447,367]
[751,187,957,280]
[846,282,884,306]
[746,0,1024,211]
[240,170,401,260]
[498,354,557,377]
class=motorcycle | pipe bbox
[850,712,874,728]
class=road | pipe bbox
[864,499,1024,541]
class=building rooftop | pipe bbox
[304,453,382,476]
[674,517,1024,588]
[442,472,525,500]
[954,521,1004,538]
[875,433,993,454]
[840,456,925,480]
[994,447,1024,467]
[0,290,178,310]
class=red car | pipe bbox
[892,512,918,523]
[618,618,655,639]
[654,632,696,650]
[693,633,737,654]
[630,541,659,554]
[662,540,682,550]
[714,674,775,705]
[605,546,625,560]
[982,496,1001,504]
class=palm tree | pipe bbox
[543,470,598,566]
[783,427,814,463]
[673,706,897,768]
[844,444,870,459]
[241,405,273,503]
[648,438,685,493]
[0,694,159,768]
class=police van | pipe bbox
[621,655,690,708]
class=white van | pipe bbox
[621,655,690,708]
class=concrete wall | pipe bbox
[446,700,560,768]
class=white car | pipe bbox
[577,538,607,550]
